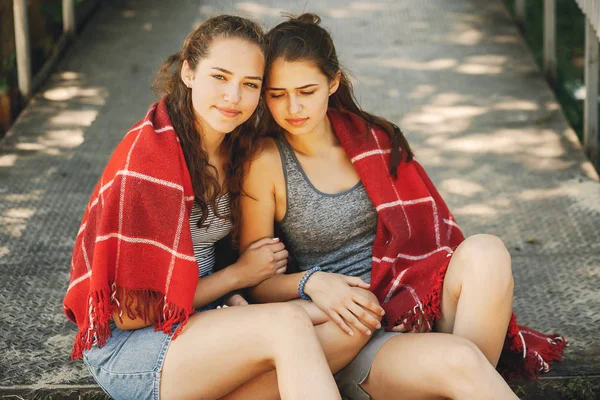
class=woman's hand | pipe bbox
[391,314,427,333]
[304,272,385,336]
[222,292,249,307]
[231,237,288,288]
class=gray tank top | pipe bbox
[274,136,377,284]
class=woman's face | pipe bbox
[181,37,264,136]
[265,58,339,136]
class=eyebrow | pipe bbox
[212,67,262,81]
[267,84,319,91]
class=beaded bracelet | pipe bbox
[298,266,322,301]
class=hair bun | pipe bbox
[292,13,321,25]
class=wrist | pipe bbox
[224,262,244,291]
[300,268,323,299]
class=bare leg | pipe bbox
[222,293,380,400]
[160,303,341,400]
[436,234,514,366]
[361,333,518,400]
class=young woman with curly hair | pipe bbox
[64,15,342,400]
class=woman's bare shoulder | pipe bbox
[248,137,282,172]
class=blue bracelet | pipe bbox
[298,266,322,301]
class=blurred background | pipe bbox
[0,1,598,399]
[0,0,596,169]
[1,0,100,136]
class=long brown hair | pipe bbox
[262,13,413,177]
[152,15,265,235]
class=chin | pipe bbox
[210,120,242,134]
[285,125,314,136]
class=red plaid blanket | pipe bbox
[64,98,198,359]
[328,109,567,379]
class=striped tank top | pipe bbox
[189,194,232,278]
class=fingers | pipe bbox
[224,293,247,307]
[233,298,249,306]
[329,311,354,336]
[391,324,408,332]
[272,249,289,261]
[248,237,279,250]
[261,241,286,253]
[339,307,371,336]
[274,259,287,270]
[344,276,371,289]
[275,266,287,274]
[352,292,385,317]
[348,303,382,332]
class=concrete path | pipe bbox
[0,0,598,398]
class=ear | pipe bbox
[180,60,195,88]
[329,71,342,96]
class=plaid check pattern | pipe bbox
[64,98,198,359]
[329,109,567,379]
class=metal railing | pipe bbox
[513,0,599,170]
[12,0,97,100]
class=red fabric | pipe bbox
[64,98,198,359]
[328,109,567,379]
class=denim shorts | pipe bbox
[83,323,175,400]
[82,302,218,400]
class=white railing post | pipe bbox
[544,0,557,84]
[584,20,600,169]
[515,0,526,25]
[63,0,76,35]
[13,0,31,98]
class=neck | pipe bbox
[197,121,227,159]
[284,116,337,156]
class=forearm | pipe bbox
[192,265,242,309]
[249,271,305,303]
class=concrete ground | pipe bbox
[0,0,598,398]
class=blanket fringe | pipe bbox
[498,315,568,380]
[383,260,567,380]
[71,285,191,359]
[386,258,450,332]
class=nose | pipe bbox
[223,84,241,105]
[288,95,302,115]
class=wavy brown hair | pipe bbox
[262,13,413,177]
[152,15,265,239]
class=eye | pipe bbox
[300,91,315,96]
[212,75,226,80]
[269,93,285,99]
[244,82,260,89]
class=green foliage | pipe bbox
[564,378,596,400]
[513,384,528,399]
[502,0,587,141]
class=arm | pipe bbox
[114,236,287,330]
[239,139,303,303]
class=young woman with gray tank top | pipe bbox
[229,12,564,400]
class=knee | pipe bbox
[264,303,313,331]
[441,337,488,383]
[455,234,513,289]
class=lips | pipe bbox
[215,106,241,118]
[286,117,309,126]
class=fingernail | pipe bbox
[366,330,371,335]
[376,323,381,329]
[272,237,279,240]
[348,330,354,336]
